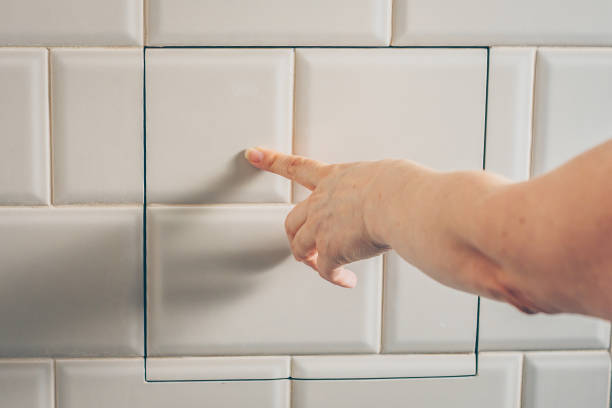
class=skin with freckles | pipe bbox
[244,140,612,321]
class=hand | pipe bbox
[245,147,391,288]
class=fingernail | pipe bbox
[245,148,263,164]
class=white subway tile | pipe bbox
[0,48,49,205]
[51,48,143,204]
[294,48,486,201]
[146,356,290,381]
[532,48,612,176]
[523,351,611,408]
[392,0,612,45]
[382,253,477,353]
[147,206,381,356]
[0,207,143,357]
[479,298,610,350]
[147,0,390,46]
[0,359,53,408]
[56,358,289,408]
[485,48,535,181]
[146,49,292,204]
[291,354,474,379]
[292,353,522,408]
[0,0,142,46]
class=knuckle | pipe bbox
[286,156,303,179]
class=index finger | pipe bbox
[244,147,327,190]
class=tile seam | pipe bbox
[528,48,538,180]
[47,48,54,207]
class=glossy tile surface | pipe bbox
[292,353,522,408]
[485,48,535,181]
[0,207,143,357]
[147,206,381,356]
[292,354,474,379]
[0,48,49,205]
[147,0,390,46]
[532,48,612,176]
[146,49,292,204]
[523,351,611,408]
[479,298,610,350]
[52,48,143,204]
[57,358,289,408]
[294,48,486,201]
[392,0,612,45]
[147,356,290,381]
[0,0,142,45]
[0,359,53,408]
[382,252,477,353]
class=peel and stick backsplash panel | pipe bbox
[0,1,611,407]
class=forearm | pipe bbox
[367,141,612,319]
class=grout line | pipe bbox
[378,254,387,354]
[143,45,489,50]
[527,48,538,180]
[53,359,58,408]
[143,0,148,47]
[519,353,527,408]
[47,48,54,206]
[388,0,394,46]
[290,48,297,203]
[142,45,149,381]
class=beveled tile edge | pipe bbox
[0,47,50,206]
[291,353,475,380]
[0,358,54,408]
[146,356,291,381]
[485,47,535,181]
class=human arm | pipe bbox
[244,140,612,320]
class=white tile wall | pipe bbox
[485,47,535,181]
[0,48,49,205]
[56,358,290,408]
[0,207,143,357]
[292,353,522,408]
[392,0,612,46]
[382,253,477,353]
[0,0,142,46]
[147,206,381,357]
[146,356,290,381]
[522,351,611,408]
[481,47,612,352]
[532,48,612,176]
[293,47,486,201]
[51,48,143,204]
[291,354,474,379]
[479,299,610,350]
[146,0,391,46]
[2,0,611,405]
[146,49,292,204]
[0,359,53,408]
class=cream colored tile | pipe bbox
[485,48,535,181]
[0,359,53,408]
[479,298,610,350]
[291,354,474,379]
[51,48,143,204]
[382,252,477,353]
[147,0,390,46]
[0,207,143,357]
[146,49,292,204]
[532,48,612,176]
[523,351,611,408]
[392,0,612,45]
[147,206,381,356]
[146,356,290,381]
[292,353,522,408]
[294,48,486,201]
[0,48,49,205]
[0,0,142,45]
[57,358,289,408]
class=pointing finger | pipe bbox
[245,147,326,190]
